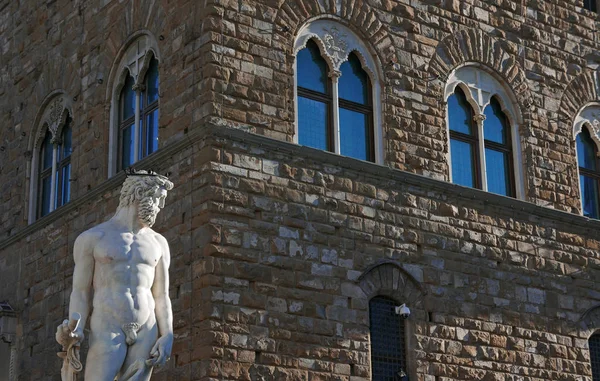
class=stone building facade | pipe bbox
[2,0,600,380]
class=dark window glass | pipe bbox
[448,87,473,135]
[121,123,135,169]
[369,296,406,381]
[584,0,597,12]
[577,126,600,219]
[339,53,369,105]
[41,131,53,170]
[40,176,52,217]
[485,149,511,196]
[483,96,514,197]
[146,109,159,155]
[450,139,476,188]
[121,75,135,121]
[340,108,370,160]
[61,164,71,206]
[483,98,508,144]
[38,131,53,218]
[590,334,600,380]
[146,58,159,105]
[61,122,72,160]
[298,96,329,150]
[56,118,72,208]
[581,174,599,218]
[297,39,328,94]
[577,127,597,170]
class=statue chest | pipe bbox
[94,233,162,267]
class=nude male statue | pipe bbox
[56,171,174,381]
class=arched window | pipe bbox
[108,33,160,176]
[118,56,159,170]
[29,94,74,222]
[590,333,600,380]
[294,20,382,163]
[573,104,600,219]
[576,126,600,218]
[445,66,522,198]
[369,296,407,381]
[37,118,72,218]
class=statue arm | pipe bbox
[68,232,97,339]
[150,235,173,367]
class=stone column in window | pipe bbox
[330,70,341,155]
[132,83,145,162]
[473,113,487,191]
[49,137,59,213]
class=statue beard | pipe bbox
[138,197,160,227]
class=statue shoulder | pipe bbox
[150,230,168,245]
[74,227,105,247]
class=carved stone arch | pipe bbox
[52,108,73,145]
[275,1,396,68]
[559,70,600,128]
[579,305,600,339]
[28,92,74,153]
[293,18,382,82]
[428,28,533,119]
[358,261,426,310]
[105,31,161,102]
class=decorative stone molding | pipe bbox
[32,93,73,152]
[573,103,600,148]
[274,0,395,66]
[428,28,533,116]
[358,261,426,309]
[560,70,600,135]
[294,19,379,80]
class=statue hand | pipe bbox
[149,334,173,368]
[55,320,84,348]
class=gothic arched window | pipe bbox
[29,94,74,222]
[576,126,600,218]
[108,34,160,176]
[118,56,159,170]
[294,20,382,163]
[369,296,407,381]
[445,67,522,198]
[37,118,72,218]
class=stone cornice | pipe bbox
[2,123,600,250]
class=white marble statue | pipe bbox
[56,170,174,381]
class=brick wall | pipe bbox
[2,0,600,380]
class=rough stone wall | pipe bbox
[2,0,600,236]
[2,0,600,380]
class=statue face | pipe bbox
[138,187,168,227]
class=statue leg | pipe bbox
[84,329,127,381]
[117,320,158,381]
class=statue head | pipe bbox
[118,170,174,227]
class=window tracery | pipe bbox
[108,34,160,176]
[293,19,383,164]
[444,66,524,198]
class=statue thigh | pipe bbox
[84,330,128,381]
[117,321,159,381]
